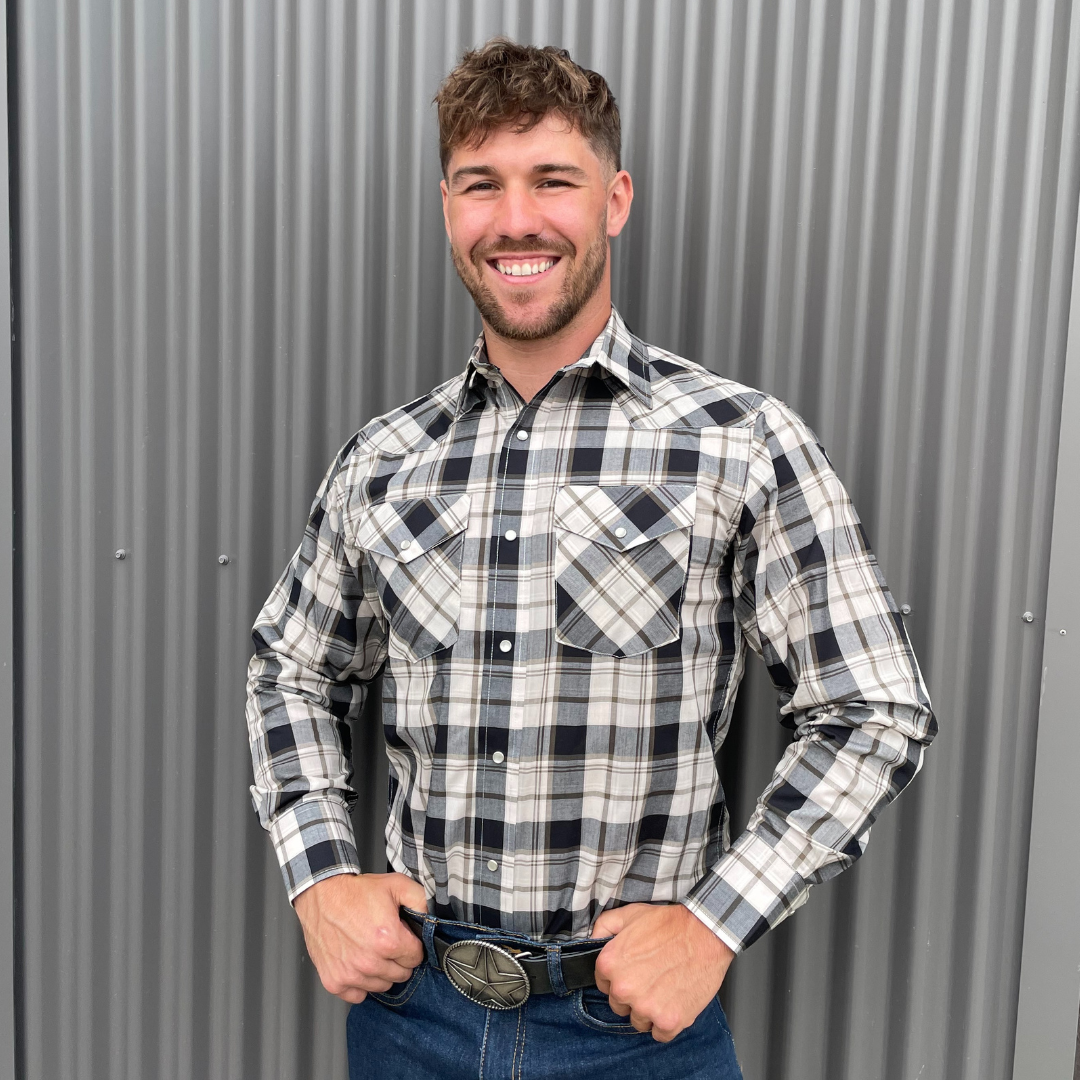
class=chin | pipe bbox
[490,307,572,341]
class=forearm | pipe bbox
[683,699,935,952]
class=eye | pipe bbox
[463,181,497,193]
[538,179,572,188]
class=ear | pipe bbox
[605,170,634,238]
[440,178,452,241]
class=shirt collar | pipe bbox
[456,307,653,415]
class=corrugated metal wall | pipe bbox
[10,1,1079,1078]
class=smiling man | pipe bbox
[246,39,935,1080]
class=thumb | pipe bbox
[389,872,428,913]
[592,905,633,938]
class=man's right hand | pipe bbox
[293,872,428,1004]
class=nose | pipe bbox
[491,181,545,240]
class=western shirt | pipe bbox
[246,307,936,952]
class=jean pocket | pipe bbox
[369,962,428,1008]
[573,987,650,1035]
[553,484,695,657]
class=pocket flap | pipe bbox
[553,484,696,551]
[357,493,471,562]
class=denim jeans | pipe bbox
[346,910,743,1080]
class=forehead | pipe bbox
[447,113,603,175]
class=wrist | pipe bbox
[293,869,361,919]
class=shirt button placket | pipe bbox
[483,412,535,901]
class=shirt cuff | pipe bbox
[680,830,809,954]
[268,793,362,903]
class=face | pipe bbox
[441,113,633,342]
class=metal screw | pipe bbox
[114,549,127,560]
[1061,629,1068,637]
[218,554,231,565]
[1022,611,1035,623]
[900,604,912,616]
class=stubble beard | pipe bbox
[450,214,609,342]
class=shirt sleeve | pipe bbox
[681,399,937,953]
[245,440,388,902]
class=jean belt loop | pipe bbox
[421,915,439,969]
[545,942,571,997]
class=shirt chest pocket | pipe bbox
[356,494,471,662]
[553,484,696,658]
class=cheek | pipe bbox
[449,209,491,253]
[545,200,606,249]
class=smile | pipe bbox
[489,257,560,279]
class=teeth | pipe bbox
[495,259,556,276]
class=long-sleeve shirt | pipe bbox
[246,307,936,953]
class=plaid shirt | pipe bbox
[246,308,936,952]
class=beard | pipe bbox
[449,213,609,342]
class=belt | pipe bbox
[401,909,603,1011]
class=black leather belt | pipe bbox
[401,909,603,1010]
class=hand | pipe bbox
[591,903,735,1043]
[293,872,428,1004]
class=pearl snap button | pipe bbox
[399,539,412,550]
[492,751,505,764]
[487,860,499,871]
[499,639,512,653]
[504,530,517,541]
[516,430,529,440]
[614,527,627,538]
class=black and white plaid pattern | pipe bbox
[247,309,936,952]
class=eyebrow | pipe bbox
[449,162,589,186]
[449,165,498,186]
[532,163,588,179]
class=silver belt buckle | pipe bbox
[442,939,531,1010]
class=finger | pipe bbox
[650,1024,681,1044]
[389,873,429,913]
[349,956,416,986]
[629,1009,653,1034]
[607,996,631,1017]
[591,908,628,938]
[365,958,416,985]
[337,988,368,1005]
[387,928,425,967]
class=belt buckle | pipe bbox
[442,939,531,1010]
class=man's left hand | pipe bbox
[591,903,735,1043]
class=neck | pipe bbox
[481,287,613,403]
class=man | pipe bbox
[246,38,935,1080]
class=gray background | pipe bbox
[5,0,1080,1078]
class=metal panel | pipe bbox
[0,1,16,1077]
[1010,43,1080,1073]
[10,2,1079,1078]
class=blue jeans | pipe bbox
[346,910,743,1079]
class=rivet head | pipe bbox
[114,549,127,560]
[900,604,912,616]
[516,429,529,441]
[1022,611,1035,623]
[1060,629,1068,637]
[492,751,505,764]
[499,639,512,653]
[218,554,230,565]
[399,539,412,551]
[503,530,517,542]
[614,527,627,539]
[487,859,499,872]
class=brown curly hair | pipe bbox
[434,38,621,177]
